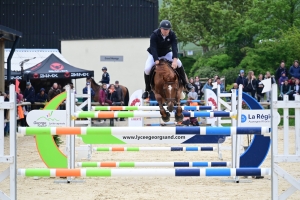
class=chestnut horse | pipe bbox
[152,59,184,122]
[86,77,129,106]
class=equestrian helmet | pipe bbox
[102,66,107,70]
[159,20,172,30]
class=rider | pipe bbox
[142,19,194,99]
[100,67,110,87]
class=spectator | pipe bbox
[289,60,300,80]
[236,70,246,90]
[69,82,76,94]
[264,71,276,102]
[189,78,198,94]
[275,61,288,81]
[194,76,202,100]
[188,87,198,100]
[114,81,124,105]
[48,83,61,101]
[23,82,35,104]
[98,83,112,106]
[278,71,289,86]
[83,82,95,99]
[201,78,213,93]
[231,83,238,90]
[280,80,292,100]
[100,66,110,85]
[17,93,23,104]
[213,77,225,95]
[107,84,120,104]
[213,75,220,82]
[245,71,257,99]
[256,74,265,102]
[35,88,48,102]
[292,79,300,99]
[114,81,125,121]
[289,77,296,87]
[82,82,95,111]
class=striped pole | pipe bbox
[144,122,178,126]
[73,111,234,119]
[93,147,216,151]
[19,127,271,136]
[18,168,271,177]
[92,106,215,111]
[76,161,231,168]
[144,100,203,104]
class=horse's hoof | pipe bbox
[161,112,170,122]
[175,114,184,122]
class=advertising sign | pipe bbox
[128,89,144,127]
[26,110,67,127]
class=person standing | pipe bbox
[236,70,246,90]
[194,76,202,100]
[48,83,61,101]
[256,74,265,102]
[289,60,300,80]
[142,20,193,99]
[23,82,35,104]
[245,71,257,99]
[275,61,288,81]
[98,83,112,106]
[114,81,125,121]
[82,82,95,111]
[35,88,48,102]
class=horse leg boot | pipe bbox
[142,73,151,99]
[175,103,183,122]
[176,67,194,92]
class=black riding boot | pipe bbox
[176,67,194,92]
[142,73,151,99]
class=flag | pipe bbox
[15,79,20,93]
[261,78,272,93]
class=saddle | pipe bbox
[149,60,182,88]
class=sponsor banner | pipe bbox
[128,89,144,127]
[4,75,22,80]
[204,89,217,125]
[240,110,280,126]
[27,110,67,127]
[29,72,91,79]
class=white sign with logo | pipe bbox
[26,110,67,127]
[240,110,280,127]
[128,89,144,127]
[204,89,217,125]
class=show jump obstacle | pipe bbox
[2,84,300,199]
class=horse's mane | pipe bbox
[155,60,172,74]
[87,77,101,89]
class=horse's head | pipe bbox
[154,59,182,112]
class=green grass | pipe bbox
[278,108,295,126]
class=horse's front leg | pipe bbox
[175,91,184,122]
[175,102,183,122]
[156,94,170,122]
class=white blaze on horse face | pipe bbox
[168,85,172,91]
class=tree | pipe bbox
[160,0,253,53]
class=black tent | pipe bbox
[4,68,22,80]
[23,53,94,80]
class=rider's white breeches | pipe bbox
[144,52,182,75]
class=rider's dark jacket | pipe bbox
[147,29,178,61]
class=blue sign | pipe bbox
[241,114,247,123]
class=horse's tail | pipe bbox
[124,87,129,106]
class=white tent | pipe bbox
[4,49,69,71]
